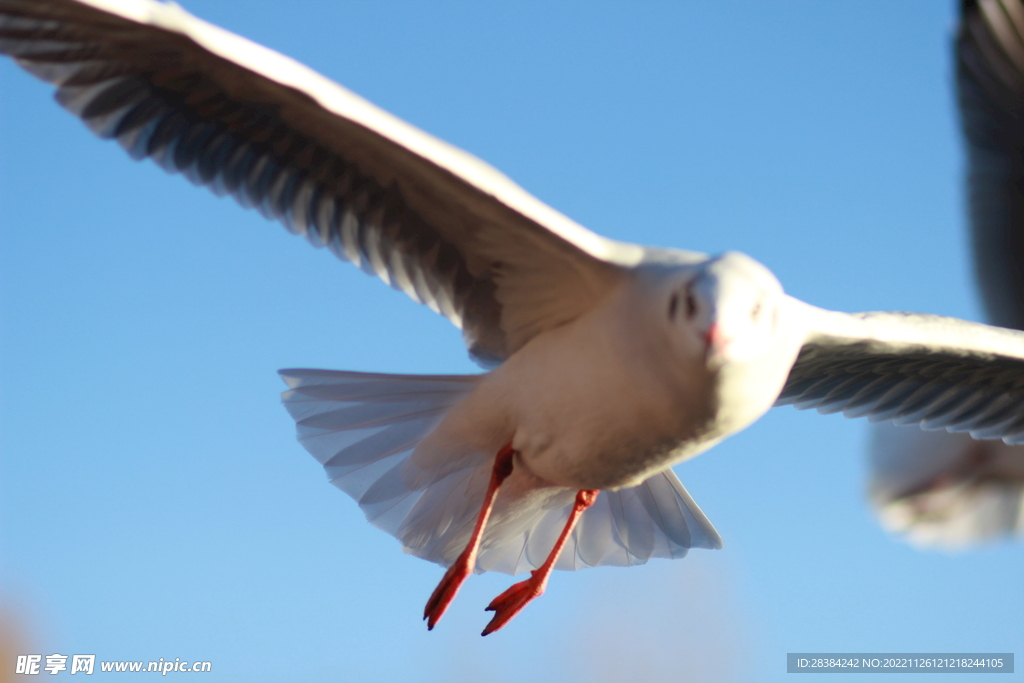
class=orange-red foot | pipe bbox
[479,488,598,636]
[481,570,546,636]
[423,443,516,631]
[423,554,472,630]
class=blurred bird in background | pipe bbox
[870,0,1024,548]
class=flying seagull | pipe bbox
[5,0,1024,636]
[868,0,1024,548]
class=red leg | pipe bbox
[481,488,599,636]
[423,442,515,630]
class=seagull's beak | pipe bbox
[703,322,731,367]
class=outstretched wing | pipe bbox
[0,0,642,365]
[776,303,1024,443]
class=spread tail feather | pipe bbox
[279,368,482,538]
[475,470,722,574]
[280,368,721,575]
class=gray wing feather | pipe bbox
[0,0,636,365]
[777,329,1024,444]
[776,304,1024,443]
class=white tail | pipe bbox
[281,368,722,575]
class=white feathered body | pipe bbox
[413,269,799,493]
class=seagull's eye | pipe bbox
[751,301,762,321]
[668,293,679,320]
[685,292,697,319]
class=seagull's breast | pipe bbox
[486,284,731,491]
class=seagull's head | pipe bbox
[666,251,786,370]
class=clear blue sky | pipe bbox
[1,1,1021,681]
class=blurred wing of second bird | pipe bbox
[868,0,1024,548]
